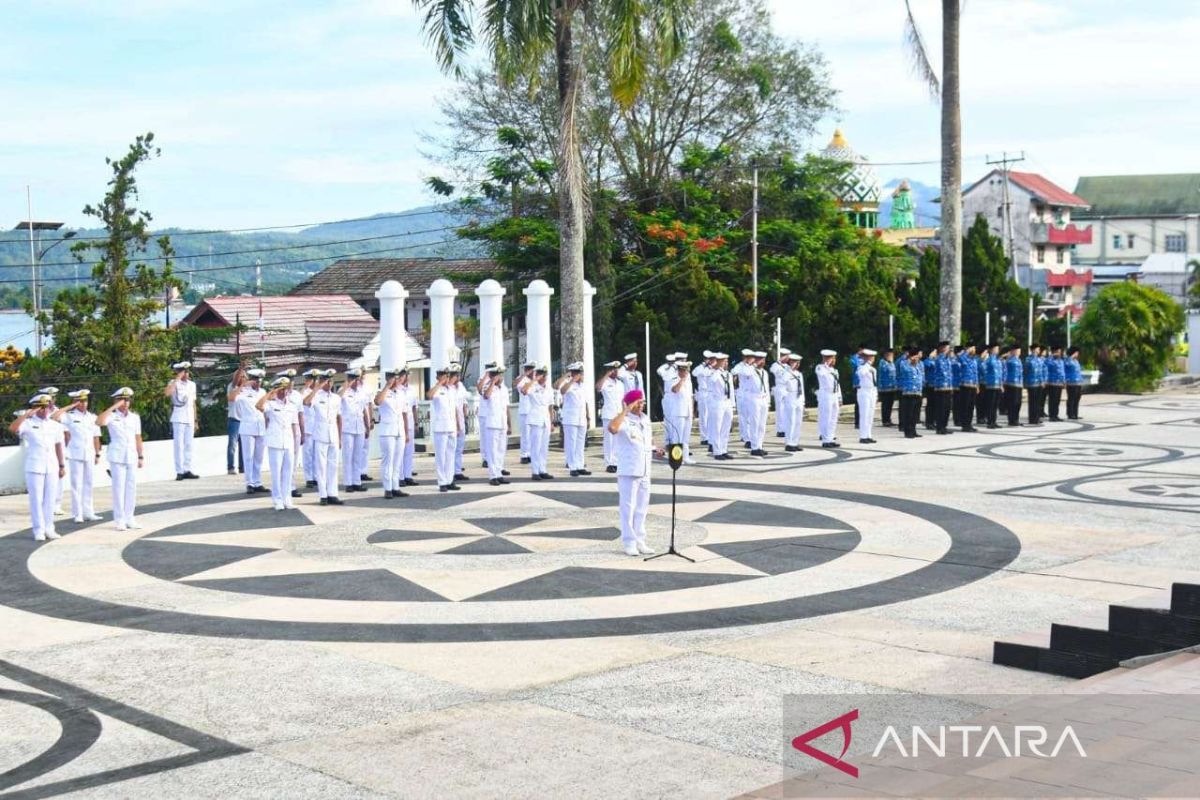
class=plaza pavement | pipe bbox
[1,387,1198,798]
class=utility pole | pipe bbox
[26,187,38,356]
[255,258,262,296]
[986,152,1026,287]
[751,166,759,309]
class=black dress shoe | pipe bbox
[578,469,592,476]
[531,474,543,481]
[489,478,501,486]
[830,442,842,448]
[403,478,417,486]
[327,497,344,505]
[520,457,531,464]
[393,490,409,497]
[246,487,256,494]
[605,465,617,473]
[291,489,302,497]
[177,474,186,481]
[497,478,510,485]
[185,471,200,479]
[319,497,329,505]
[501,470,510,476]
[439,485,449,492]
[448,483,461,490]
[360,474,373,481]
[384,490,394,499]
[905,433,917,439]
[936,429,952,435]
[569,470,580,477]
[776,432,785,438]
[539,472,554,480]
[481,461,488,468]
[454,473,469,481]
[306,480,318,488]
[744,441,751,448]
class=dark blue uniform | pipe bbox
[1064,356,1084,419]
[1003,353,1024,426]
[956,351,979,431]
[1045,354,1065,420]
[898,357,923,438]
[932,353,954,433]
[878,357,898,426]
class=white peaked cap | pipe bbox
[863,349,877,356]
[624,353,638,361]
[820,349,837,357]
[778,348,791,356]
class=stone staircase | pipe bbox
[993,582,1200,678]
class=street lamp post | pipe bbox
[13,187,66,357]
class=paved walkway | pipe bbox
[1,388,1198,797]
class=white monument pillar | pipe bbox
[582,280,597,426]
[523,279,554,380]
[476,279,506,374]
[426,278,459,372]
[374,280,409,374]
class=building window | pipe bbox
[1056,247,1065,264]
[1112,234,1122,250]
[1127,234,1135,248]
[997,206,1004,219]
[1036,245,1045,264]
[1166,234,1187,252]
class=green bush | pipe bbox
[1075,282,1184,392]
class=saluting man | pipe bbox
[278,369,304,498]
[878,349,898,427]
[520,364,555,481]
[427,367,461,491]
[557,362,590,477]
[229,368,267,493]
[899,348,925,439]
[609,389,662,556]
[597,360,624,473]
[749,352,770,456]
[693,351,713,446]
[706,353,735,460]
[258,377,301,511]
[373,368,410,499]
[731,350,755,449]
[770,348,791,440]
[618,353,644,395]
[815,349,842,448]
[980,344,1003,429]
[36,387,67,516]
[339,369,370,492]
[299,369,319,487]
[656,353,679,424]
[52,389,102,523]
[515,361,536,465]
[304,370,343,505]
[98,387,143,530]
[165,360,199,480]
[856,349,878,444]
[10,394,65,541]
[957,344,979,432]
[1003,345,1024,427]
[779,353,805,452]
[397,367,419,486]
[448,365,471,482]
[479,364,511,486]
[1065,347,1084,420]
[1046,346,1066,422]
[668,359,697,464]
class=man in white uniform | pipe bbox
[856,349,878,444]
[98,387,143,530]
[781,353,806,452]
[398,368,418,486]
[556,362,590,477]
[617,353,643,394]
[258,377,301,510]
[668,360,697,464]
[304,369,343,505]
[515,361,536,465]
[10,394,65,541]
[750,352,771,456]
[449,365,470,482]
[300,369,319,488]
[520,364,555,481]
[731,350,756,449]
[609,389,662,556]
[656,353,679,428]
[705,353,735,460]
[53,389,102,522]
[339,369,369,493]
[597,360,624,474]
[479,364,511,486]
[770,348,792,439]
[373,368,410,499]
[165,360,199,480]
[427,367,461,492]
[229,369,267,493]
[278,369,305,498]
[815,349,842,448]
[693,352,713,447]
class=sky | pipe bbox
[3,0,1199,232]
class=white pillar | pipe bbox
[427,278,459,372]
[374,280,409,374]
[476,279,506,374]
[523,279,554,381]
[582,280,597,427]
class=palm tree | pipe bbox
[905,0,962,343]
[411,0,690,366]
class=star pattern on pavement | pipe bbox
[1036,446,1124,457]
[1129,483,1200,499]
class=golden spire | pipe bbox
[829,129,848,149]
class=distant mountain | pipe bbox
[878,179,940,229]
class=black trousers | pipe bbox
[1066,385,1082,419]
[853,391,860,427]
[975,389,987,424]
[923,387,933,428]
[900,394,921,436]
[880,390,898,425]
[1047,385,1064,420]
[935,390,953,431]
[957,386,977,429]
[951,388,961,427]
[982,388,1000,427]
[1004,385,1022,425]
[1027,387,1042,424]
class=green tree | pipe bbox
[1075,282,1185,392]
[1187,258,1200,309]
[412,0,692,368]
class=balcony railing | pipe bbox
[1031,222,1093,246]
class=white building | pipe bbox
[1071,174,1200,265]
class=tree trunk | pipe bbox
[938,0,962,343]
[555,8,587,366]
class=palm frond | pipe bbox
[606,0,648,108]
[903,0,940,100]
[412,0,477,74]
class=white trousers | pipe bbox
[302,434,317,481]
[341,431,365,486]
[774,390,785,433]
[617,474,651,547]
[817,394,839,442]
[710,402,733,455]
[455,424,466,473]
[357,432,368,477]
[669,415,693,460]
[172,422,193,474]
[109,461,137,527]
[518,412,529,457]
[68,458,95,519]
[754,399,768,448]
[314,440,340,498]
[564,424,586,470]
[527,422,549,476]
[379,435,403,491]
[433,431,457,486]
[857,389,876,440]
[268,446,295,509]
[736,396,752,442]
[26,471,57,537]
[601,417,617,466]
[485,427,506,479]
[785,398,805,447]
[402,420,415,480]
[240,433,265,487]
[696,394,709,440]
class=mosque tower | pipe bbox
[821,129,881,229]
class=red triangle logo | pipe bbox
[791,709,859,778]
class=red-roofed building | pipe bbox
[963,169,1094,302]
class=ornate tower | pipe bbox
[822,129,881,229]
[890,180,916,229]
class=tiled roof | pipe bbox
[964,170,1090,209]
[180,294,373,330]
[1074,174,1200,217]
[288,258,496,300]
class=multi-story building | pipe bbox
[1070,174,1200,265]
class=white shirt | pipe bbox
[300,385,318,430]
[340,385,368,435]
[856,363,877,392]
[752,367,770,400]
[525,381,552,426]
[226,382,241,420]
[778,367,803,406]
[19,416,60,474]
[815,364,840,397]
[693,364,711,398]
[669,371,693,416]
[599,377,624,421]
[104,409,142,466]
[617,365,643,393]
[516,374,533,414]
[452,383,468,428]
[375,388,406,438]
[614,412,653,478]
[479,379,509,430]
[63,408,99,461]
[706,369,734,405]
[429,385,457,434]
[560,379,587,426]
[731,361,755,396]
[309,389,341,444]
[234,386,266,435]
[169,379,196,424]
[264,397,299,450]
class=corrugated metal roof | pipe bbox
[1074,174,1200,217]
[288,258,496,299]
[180,294,374,330]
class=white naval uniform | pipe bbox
[705,368,734,456]
[598,377,624,467]
[779,366,805,447]
[169,378,196,475]
[480,380,508,480]
[19,416,61,539]
[376,388,407,492]
[340,386,368,488]
[50,405,65,512]
[301,385,318,483]
[104,409,141,529]
[657,362,676,428]
[516,374,532,459]
[400,384,417,480]
[63,408,99,521]
[856,363,877,441]
[429,384,458,487]
[751,367,770,449]
[618,365,644,395]
[667,371,694,461]
[560,378,587,471]
[309,389,341,499]
[815,363,841,443]
[453,383,468,474]
[524,381,552,476]
[264,397,299,509]
[235,386,267,488]
[692,363,711,442]
[770,361,787,435]
[614,411,653,548]
[287,387,305,481]
[731,360,755,444]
